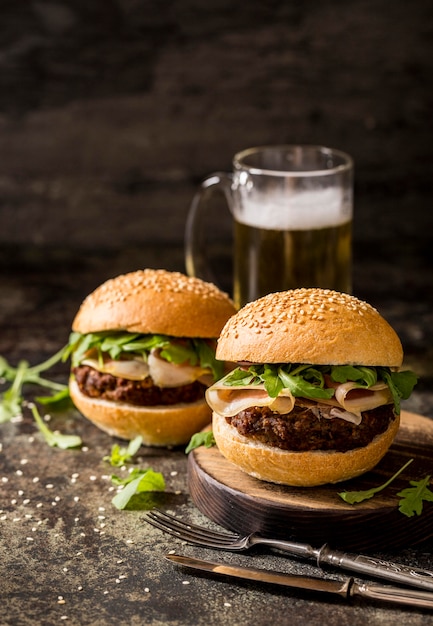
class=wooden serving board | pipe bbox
[187,411,433,552]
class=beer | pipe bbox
[185,146,354,308]
[233,221,352,308]
[232,188,352,308]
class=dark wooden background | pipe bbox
[0,1,432,377]
[0,1,431,252]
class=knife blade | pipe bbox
[166,554,433,610]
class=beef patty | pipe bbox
[73,365,206,406]
[227,402,396,453]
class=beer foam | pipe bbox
[234,187,351,230]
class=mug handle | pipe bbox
[184,172,233,286]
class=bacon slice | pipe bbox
[206,379,393,423]
[206,383,295,418]
[82,349,211,387]
[82,355,150,380]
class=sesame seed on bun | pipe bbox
[216,288,403,367]
[73,268,236,339]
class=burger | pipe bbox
[205,288,417,486]
[67,269,237,446]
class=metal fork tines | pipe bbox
[146,509,247,549]
[145,508,433,592]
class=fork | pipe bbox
[145,508,433,592]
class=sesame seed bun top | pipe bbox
[216,288,403,367]
[72,269,237,338]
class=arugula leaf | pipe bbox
[331,365,377,388]
[104,436,143,467]
[397,475,433,517]
[193,340,224,381]
[160,342,198,366]
[338,458,413,504]
[262,364,284,398]
[111,468,166,510]
[185,430,216,453]
[219,362,417,414]
[278,366,335,400]
[35,388,72,408]
[30,403,82,449]
[220,368,259,387]
[0,360,28,422]
[69,331,223,381]
[379,369,418,415]
[0,349,69,423]
[221,364,334,400]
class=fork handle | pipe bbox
[317,544,433,591]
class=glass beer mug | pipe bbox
[185,145,353,309]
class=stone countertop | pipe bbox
[1,242,433,626]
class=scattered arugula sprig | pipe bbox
[338,459,414,504]
[221,363,418,414]
[111,468,166,510]
[66,331,224,381]
[104,436,143,467]
[397,475,433,517]
[185,430,216,453]
[0,348,69,423]
[104,435,166,509]
[338,458,433,518]
[29,403,82,449]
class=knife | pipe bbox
[166,554,433,610]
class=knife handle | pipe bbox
[317,544,433,592]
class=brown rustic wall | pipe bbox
[0,1,431,257]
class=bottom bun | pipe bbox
[70,379,212,447]
[212,411,400,487]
